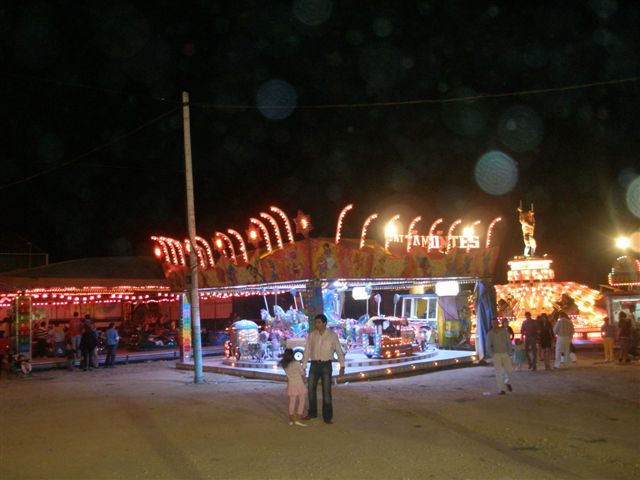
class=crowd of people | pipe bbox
[0,312,120,376]
[487,310,634,395]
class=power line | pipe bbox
[0,107,178,191]
[194,76,640,109]
[6,72,639,110]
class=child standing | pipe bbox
[280,348,307,427]
[513,338,526,371]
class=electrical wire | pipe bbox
[194,76,640,110]
[6,72,639,109]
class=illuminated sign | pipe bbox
[386,234,481,250]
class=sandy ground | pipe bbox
[0,352,638,480]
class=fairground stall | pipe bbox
[601,255,640,354]
[151,205,505,380]
[494,205,606,345]
[0,257,231,358]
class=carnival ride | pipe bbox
[152,203,502,374]
[494,205,606,341]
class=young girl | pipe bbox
[513,338,526,371]
[279,348,307,427]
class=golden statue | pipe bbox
[517,202,536,257]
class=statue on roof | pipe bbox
[517,202,536,257]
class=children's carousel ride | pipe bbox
[494,204,606,342]
[152,203,504,378]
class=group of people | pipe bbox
[517,311,576,371]
[0,313,121,377]
[76,319,120,371]
[487,310,634,395]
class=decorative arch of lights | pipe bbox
[151,204,503,268]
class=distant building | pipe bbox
[0,233,48,272]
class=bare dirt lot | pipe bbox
[1,352,638,480]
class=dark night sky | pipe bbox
[1,0,639,287]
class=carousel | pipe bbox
[152,204,504,381]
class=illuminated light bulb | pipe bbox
[385,221,398,238]
[384,215,401,250]
[463,226,474,237]
[215,238,223,249]
[359,213,379,249]
[269,206,295,244]
[335,204,354,245]
[153,247,162,258]
[260,212,284,249]
[615,236,630,249]
[406,215,422,252]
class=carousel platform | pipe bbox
[176,349,477,383]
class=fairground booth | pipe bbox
[0,257,230,359]
[151,205,504,381]
[602,255,640,334]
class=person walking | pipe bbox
[487,317,513,395]
[539,313,555,371]
[600,316,616,363]
[520,312,540,370]
[280,348,308,427]
[104,323,119,368]
[302,314,345,424]
[617,311,632,364]
[553,311,575,369]
[79,324,97,371]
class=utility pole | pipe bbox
[182,91,203,384]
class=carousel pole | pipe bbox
[182,91,203,384]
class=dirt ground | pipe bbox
[0,352,638,480]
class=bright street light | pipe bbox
[615,236,630,250]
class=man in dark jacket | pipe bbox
[520,311,540,370]
[79,325,97,371]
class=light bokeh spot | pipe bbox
[256,80,297,120]
[625,176,640,218]
[293,0,333,26]
[475,151,519,195]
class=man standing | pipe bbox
[554,311,575,368]
[487,317,513,395]
[520,311,539,370]
[617,311,632,364]
[68,312,83,360]
[104,323,119,368]
[302,314,345,424]
[600,316,616,363]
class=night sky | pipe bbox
[2,1,639,288]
